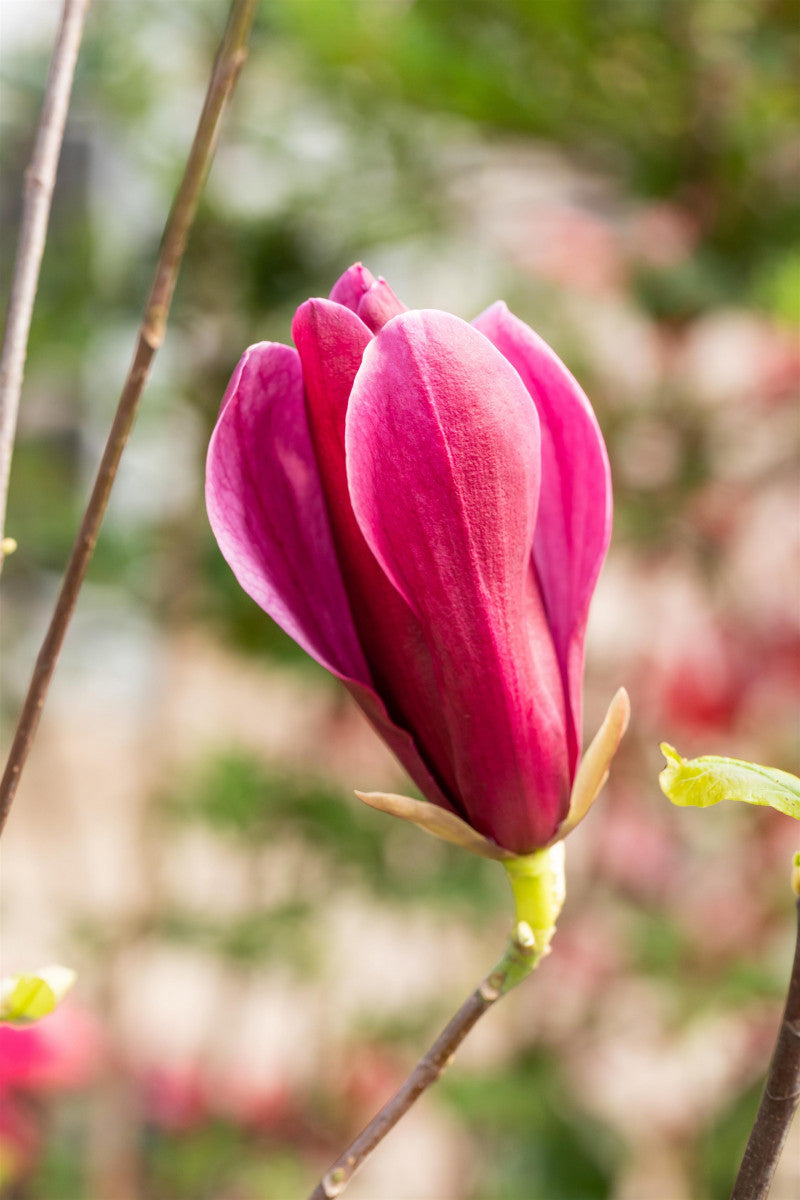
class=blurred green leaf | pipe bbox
[162,751,507,913]
[147,1122,249,1200]
[158,901,315,970]
[696,1076,764,1200]
[660,744,800,820]
[754,248,800,325]
[0,966,76,1025]
[443,1051,621,1200]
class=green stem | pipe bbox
[502,843,566,962]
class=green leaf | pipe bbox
[0,966,76,1025]
[659,744,800,821]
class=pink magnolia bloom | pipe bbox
[206,264,612,855]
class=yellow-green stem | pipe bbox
[501,842,566,971]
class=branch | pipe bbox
[0,0,259,836]
[0,0,91,568]
[731,892,800,1200]
[307,922,542,1200]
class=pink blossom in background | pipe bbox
[206,264,612,854]
[141,1064,210,1133]
[0,1007,102,1182]
[0,1006,101,1095]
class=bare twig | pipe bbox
[307,924,541,1200]
[0,0,91,569]
[731,892,800,1200]
[0,0,258,836]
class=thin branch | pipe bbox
[730,893,800,1200]
[307,925,541,1200]
[0,0,91,569]
[0,0,259,836]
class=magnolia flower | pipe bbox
[206,264,627,858]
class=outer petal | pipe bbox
[205,341,450,810]
[473,302,612,773]
[206,342,368,681]
[292,299,461,813]
[346,310,571,853]
[329,262,376,312]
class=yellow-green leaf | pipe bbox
[0,966,76,1025]
[659,744,800,820]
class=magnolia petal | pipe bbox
[206,341,370,682]
[207,336,455,814]
[346,682,454,813]
[551,687,630,844]
[329,262,377,312]
[292,299,373,545]
[357,278,408,332]
[356,790,512,860]
[294,299,464,815]
[473,303,612,775]
[346,309,570,853]
[660,745,800,820]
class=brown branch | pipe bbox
[0,0,91,568]
[731,892,800,1200]
[307,925,541,1200]
[0,0,259,836]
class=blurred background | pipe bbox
[1,1,798,1197]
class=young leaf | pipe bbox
[659,744,800,821]
[0,966,76,1025]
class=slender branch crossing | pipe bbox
[731,892,800,1200]
[0,0,258,835]
[307,922,542,1200]
[0,0,91,565]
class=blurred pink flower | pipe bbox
[207,264,612,853]
[627,202,700,269]
[593,796,678,899]
[0,1006,101,1095]
[0,1006,102,1184]
[519,206,626,294]
[141,1064,209,1133]
[0,1100,38,1187]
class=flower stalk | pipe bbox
[0,0,257,837]
[502,842,566,965]
[307,846,565,1200]
[730,885,800,1200]
[0,0,91,572]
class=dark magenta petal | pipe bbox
[291,299,375,593]
[328,263,376,312]
[205,342,369,681]
[345,680,453,812]
[473,302,612,775]
[346,310,571,852]
[205,339,451,810]
[357,278,408,332]
[292,299,462,814]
